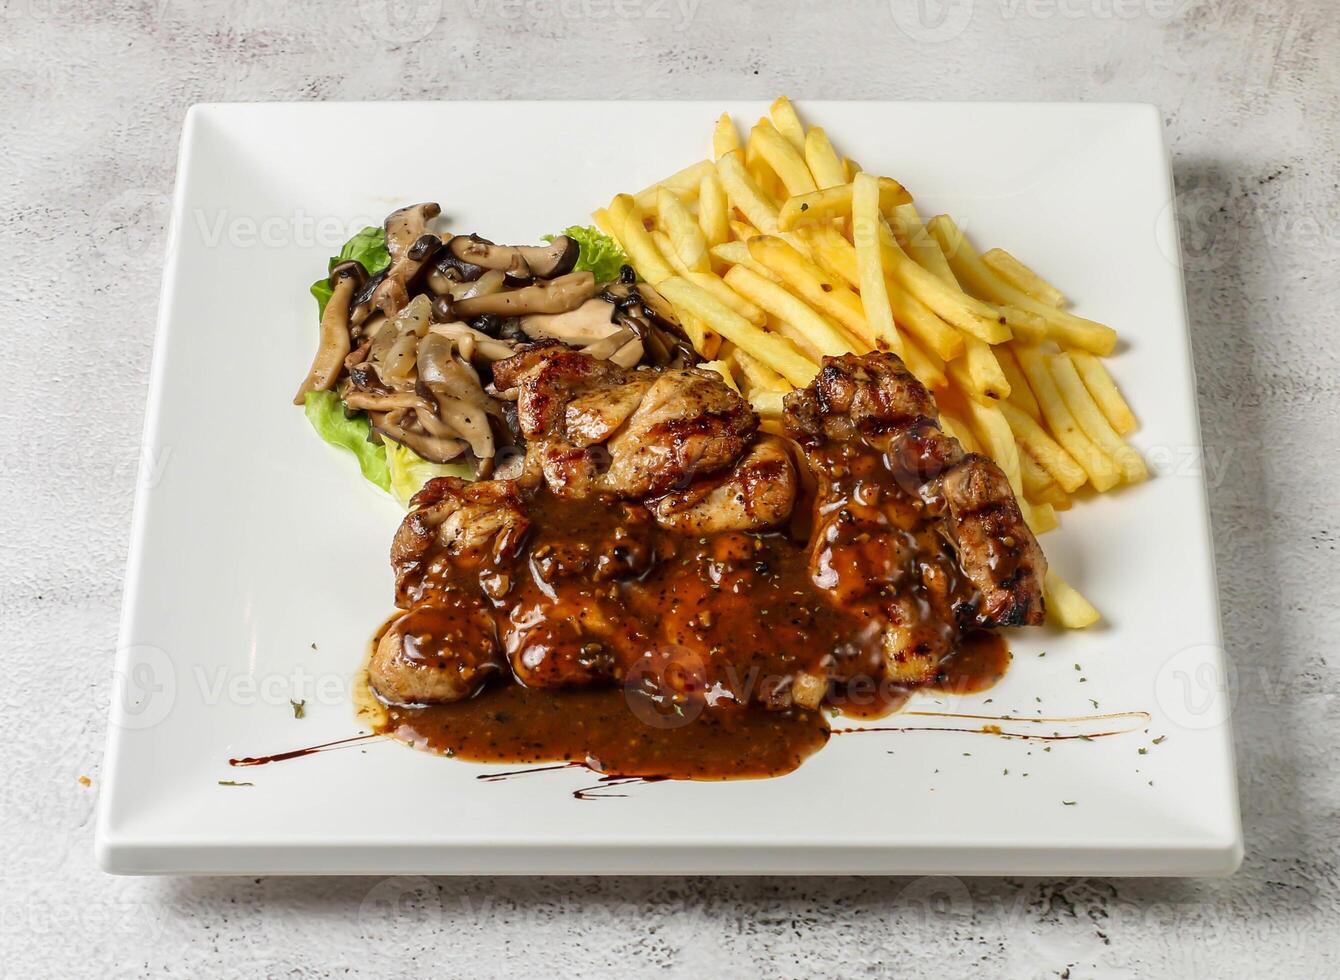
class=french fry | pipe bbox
[899,334,948,391]
[656,276,818,386]
[607,194,675,285]
[633,159,715,211]
[961,337,1011,401]
[729,218,763,243]
[996,344,1042,421]
[769,96,806,152]
[803,127,847,189]
[749,387,787,419]
[778,177,913,231]
[699,359,740,393]
[890,203,956,281]
[729,346,791,393]
[678,310,721,360]
[998,399,1088,493]
[747,236,870,343]
[939,411,978,453]
[1013,345,1120,491]
[768,315,825,363]
[890,288,966,361]
[801,222,963,359]
[715,150,782,234]
[1044,569,1101,628]
[697,172,730,249]
[843,157,861,182]
[982,247,1066,308]
[592,207,618,242]
[713,112,741,160]
[752,119,817,196]
[851,173,904,356]
[927,215,1117,355]
[959,397,1024,498]
[1020,450,1071,510]
[656,187,710,272]
[1024,501,1058,535]
[873,223,1012,344]
[1049,352,1147,483]
[711,240,777,280]
[723,264,859,357]
[799,222,860,288]
[745,120,788,203]
[1070,350,1137,434]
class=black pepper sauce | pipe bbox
[374,433,1013,780]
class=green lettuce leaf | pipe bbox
[546,225,629,283]
[303,391,390,492]
[385,440,474,505]
[310,226,393,319]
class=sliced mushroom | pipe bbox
[384,203,441,259]
[352,233,441,323]
[517,236,579,278]
[453,271,596,318]
[343,390,433,412]
[520,298,621,345]
[428,322,517,361]
[374,420,468,465]
[293,264,358,404]
[416,333,496,461]
[447,234,533,285]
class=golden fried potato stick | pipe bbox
[1013,345,1119,491]
[711,240,777,280]
[982,247,1067,308]
[747,236,870,343]
[745,120,788,203]
[1045,569,1101,629]
[697,172,730,249]
[748,387,787,419]
[716,150,782,234]
[959,397,1024,498]
[1020,450,1071,510]
[1069,350,1137,434]
[778,177,912,231]
[803,127,847,190]
[656,187,710,272]
[900,334,948,391]
[1049,352,1147,483]
[678,310,721,360]
[843,157,861,182]
[998,400,1088,493]
[852,173,904,356]
[1024,501,1058,536]
[996,344,1042,421]
[633,159,714,212]
[656,276,818,386]
[729,346,792,393]
[713,112,741,160]
[872,224,1012,344]
[724,264,859,357]
[607,193,675,285]
[652,232,769,326]
[927,215,1117,355]
[769,96,806,152]
[699,359,740,393]
[799,223,964,360]
[752,120,818,196]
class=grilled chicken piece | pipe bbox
[786,352,1047,631]
[369,594,504,706]
[493,343,757,500]
[390,477,531,607]
[649,435,797,534]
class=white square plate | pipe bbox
[97,101,1241,875]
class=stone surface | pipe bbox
[2,0,1338,976]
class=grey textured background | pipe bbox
[3,0,1338,976]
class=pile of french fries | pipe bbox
[593,97,1145,629]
